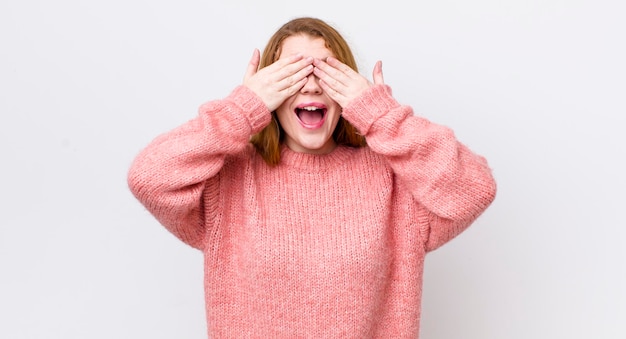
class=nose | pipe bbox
[300,73,322,95]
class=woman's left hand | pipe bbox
[312,57,385,108]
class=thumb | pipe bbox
[372,60,384,85]
[243,48,260,82]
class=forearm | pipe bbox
[343,85,496,247]
[127,86,270,248]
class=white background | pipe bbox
[1,0,625,338]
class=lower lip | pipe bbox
[297,115,326,129]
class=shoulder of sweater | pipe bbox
[349,146,394,174]
[223,143,257,166]
[358,145,387,162]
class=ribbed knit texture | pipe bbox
[128,84,497,338]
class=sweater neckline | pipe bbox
[279,145,355,171]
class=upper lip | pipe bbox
[295,102,327,110]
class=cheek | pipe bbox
[275,100,292,121]
[329,104,343,122]
[275,108,296,133]
[275,106,290,122]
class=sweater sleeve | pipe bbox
[127,86,271,250]
[342,84,497,252]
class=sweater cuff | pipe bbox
[225,85,272,134]
[342,84,400,136]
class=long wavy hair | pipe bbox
[249,17,367,166]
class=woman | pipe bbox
[128,16,496,338]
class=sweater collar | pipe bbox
[278,145,355,171]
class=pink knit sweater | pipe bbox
[128,84,496,338]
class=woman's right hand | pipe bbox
[243,49,314,112]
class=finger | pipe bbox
[313,64,347,94]
[313,57,351,86]
[326,57,357,77]
[276,65,313,94]
[244,49,260,81]
[275,57,314,91]
[284,76,310,96]
[319,78,348,107]
[372,60,384,85]
[254,53,304,84]
[293,64,314,82]
[270,53,307,72]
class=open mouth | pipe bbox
[295,104,327,128]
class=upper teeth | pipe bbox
[301,106,318,111]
